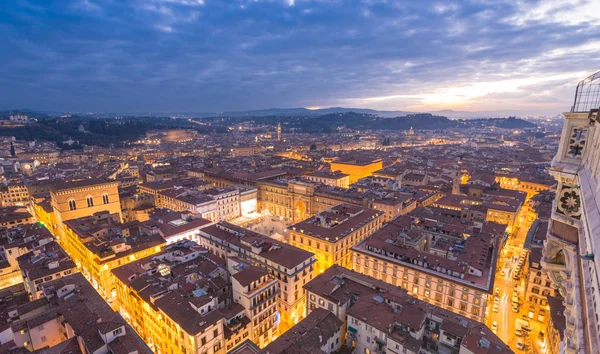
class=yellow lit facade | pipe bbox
[61,217,165,302]
[352,251,488,322]
[495,176,552,199]
[31,199,58,234]
[287,208,384,273]
[198,223,317,334]
[50,179,122,238]
[329,159,383,184]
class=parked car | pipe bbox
[516,339,525,350]
[493,304,499,313]
[492,321,498,332]
[515,328,524,337]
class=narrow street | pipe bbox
[486,219,546,353]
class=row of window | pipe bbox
[68,194,110,210]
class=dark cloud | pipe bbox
[0,0,599,114]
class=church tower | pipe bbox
[277,123,282,142]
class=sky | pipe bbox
[1,0,600,115]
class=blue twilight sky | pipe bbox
[1,0,599,115]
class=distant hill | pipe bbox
[1,107,529,119]
[201,112,537,133]
[195,107,522,119]
[0,112,537,147]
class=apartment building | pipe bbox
[0,273,151,353]
[434,191,525,233]
[352,221,502,322]
[198,222,316,333]
[371,193,417,222]
[156,186,258,222]
[16,241,76,300]
[524,248,555,323]
[140,210,212,244]
[287,204,384,272]
[0,179,30,207]
[495,174,554,199]
[61,211,165,302]
[304,265,511,354]
[229,258,279,348]
[263,308,343,354]
[113,241,246,354]
[346,288,510,354]
[0,207,35,229]
[305,171,350,189]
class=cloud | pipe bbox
[0,0,599,115]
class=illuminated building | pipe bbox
[541,71,600,352]
[305,170,350,189]
[140,211,212,244]
[329,158,383,184]
[17,241,76,300]
[113,240,279,354]
[351,220,504,322]
[0,224,54,290]
[495,175,553,199]
[524,248,556,322]
[61,211,165,302]
[277,123,281,142]
[0,206,34,229]
[263,308,343,354]
[371,194,417,222]
[258,180,370,222]
[198,222,316,333]
[49,179,122,239]
[230,259,279,348]
[287,204,384,273]
[31,197,57,233]
[155,186,258,222]
[304,265,510,354]
[0,179,29,207]
[230,146,264,157]
[434,192,524,234]
[0,273,151,353]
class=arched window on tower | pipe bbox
[68,199,76,211]
[102,193,109,204]
[87,196,94,208]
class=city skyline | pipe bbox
[1,0,599,115]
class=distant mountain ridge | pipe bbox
[1,107,528,119]
[192,107,524,119]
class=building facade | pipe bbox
[541,71,600,353]
[49,179,122,238]
[287,204,384,273]
[198,222,316,333]
[329,158,383,184]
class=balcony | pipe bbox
[250,289,280,311]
